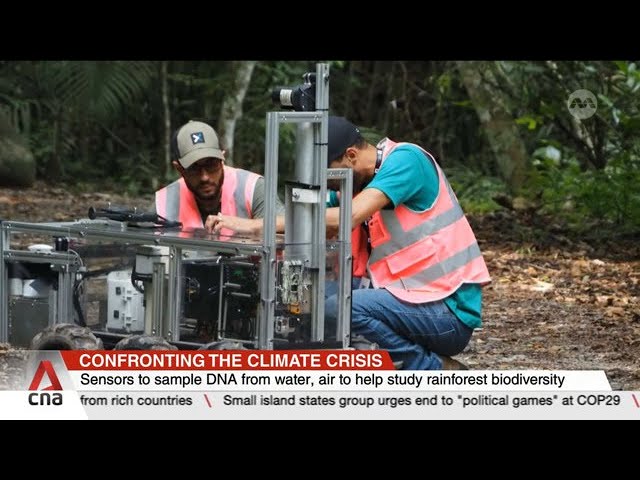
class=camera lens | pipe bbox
[271,84,316,111]
[272,87,296,109]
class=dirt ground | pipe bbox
[1,182,639,390]
[465,212,640,390]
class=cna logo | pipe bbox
[29,360,63,390]
[28,360,64,406]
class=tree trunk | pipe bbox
[343,61,356,119]
[45,105,63,181]
[457,61,528,194]
[161,61,171,182]
[218,61,257,166]
[366,61,387,127]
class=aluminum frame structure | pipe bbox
[258,62,352,348]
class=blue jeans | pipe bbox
[326,287,473,370]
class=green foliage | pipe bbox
[50,61,155,120]
[327,61,494,174]
[0,61,157,184]
[446,166,506,214]
[515,115,542,130]
[495,60,640,172]
[488,60,640,234]
[529,148,640,233]
[234,61,312,174]
[1,60,638,237]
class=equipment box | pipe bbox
[106,270,145,333]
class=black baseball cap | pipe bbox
[327,116,363,165]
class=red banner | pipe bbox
[61,350,395,370]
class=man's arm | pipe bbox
[207,179,388,236]
[250,177,285,218]
[208,189,387,237]
[204,176,285,235]
[204,212,285,235]
[326,187,391,234]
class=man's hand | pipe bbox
[205,213,263,235]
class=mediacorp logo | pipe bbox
[567,89,597,120]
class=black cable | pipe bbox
[88,206,182,228]
[72,278,87,327]
[130,263,146,295]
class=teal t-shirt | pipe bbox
[364,144,483,329]
[327,190,340,208]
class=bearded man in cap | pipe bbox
[154,120,283,236]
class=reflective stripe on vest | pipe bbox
[331,189,369,278]
[351,223,369,277]
[155,166,260,236]
[366,139,491,303]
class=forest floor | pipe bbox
[1,182,639,390]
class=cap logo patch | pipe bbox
[191,132,205,144]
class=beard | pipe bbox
[187,169,224,203]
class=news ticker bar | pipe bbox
[2,391,640,420]
[0,350,615,391]
[2,350,639,419]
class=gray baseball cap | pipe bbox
[172,120,225,169]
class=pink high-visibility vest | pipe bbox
[351,223,369,277]
[366,139,491,303]
[155,165,260,236]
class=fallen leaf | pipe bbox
[614,297,630,306]
[0,195,18,205]
[531,280,554,292]
[605,307,626,318]
[596,295,613,306]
